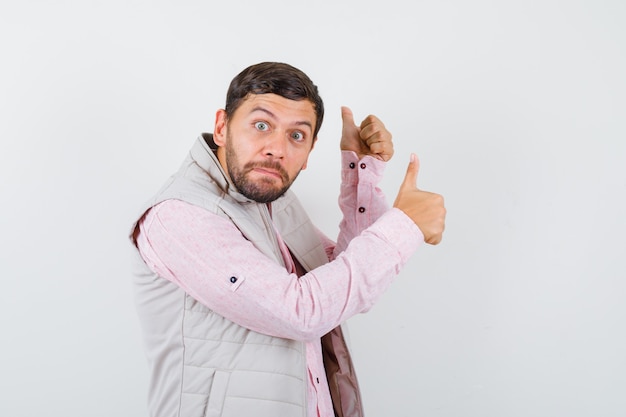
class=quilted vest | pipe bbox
[129,134,364,417]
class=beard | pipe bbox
[224,138,299,203]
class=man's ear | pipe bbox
[213,109,227,146]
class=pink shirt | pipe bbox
[135,152,423,417]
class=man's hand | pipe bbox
[393,154,446,245]
[340,106,394,161]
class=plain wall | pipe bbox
[1,1,624,416]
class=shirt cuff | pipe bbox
[341,151,386,185]
[368,208,424,263]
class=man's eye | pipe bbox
[255,121,269,131]
[291,131,304,141]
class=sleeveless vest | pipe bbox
[129,134,364,417]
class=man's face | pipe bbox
[213,93,317,203]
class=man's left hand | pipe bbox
[340,106,394,162]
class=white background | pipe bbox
[1,1,625,416]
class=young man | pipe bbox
[129,62,446,417]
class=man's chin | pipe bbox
[240,186,289,204]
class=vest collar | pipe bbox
[191,133,253,204]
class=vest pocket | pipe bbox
[205,370,231,417]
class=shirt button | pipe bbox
[358,207,365,213]
[360,163,366,169]
[316,377,320,384]
[230,276,238,283]
[349,162,356,169]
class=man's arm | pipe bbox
[338,106,446,246]
[135,199,422,342]
[331,107,395,256]
[333,151,389,257]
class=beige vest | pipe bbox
[129,134,363,417]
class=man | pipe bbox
[129,62,445,417]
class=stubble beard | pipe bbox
[225,139,299,204]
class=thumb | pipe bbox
[341,106,357,130]
[401,153,420,190]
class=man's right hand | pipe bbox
[393,153,446,245]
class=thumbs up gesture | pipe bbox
[394,154,446,245]
[340,106,394,161]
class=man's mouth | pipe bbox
[246,162,288,182]
[252,167,283,179]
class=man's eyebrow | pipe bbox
[250,106,276,119]
[250,106,313,131]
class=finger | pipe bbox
[364,133,391,149]
[401,153,420,190]
[368,141,394,161]
[426,234,442,245]
[359,114,382,130]
[341,106,356,130]
[359,116,384,140]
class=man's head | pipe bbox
[213,62,324,203]
[224,62,324,139]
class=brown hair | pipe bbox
[224,62,324,139]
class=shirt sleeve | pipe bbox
[334,151,390,258]
[135,199,423,342]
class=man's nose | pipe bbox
[263,132,286,158]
